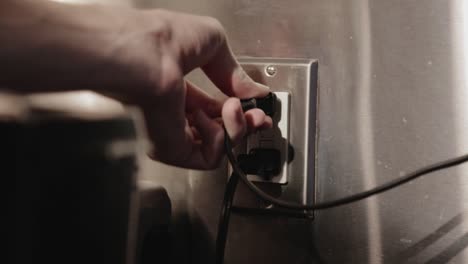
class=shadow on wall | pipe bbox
[370,1,468,263]
[394,212,468,264]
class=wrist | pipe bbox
[0,1,164,97]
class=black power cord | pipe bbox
[224,127,468,210]
[215,170,240,264]
[216,127,468,264]
[215,93,468,263]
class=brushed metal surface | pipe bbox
[44,0,468,263]
[134,0,468,263]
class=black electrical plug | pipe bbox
[240,92,277,117]
[237,148,281,179]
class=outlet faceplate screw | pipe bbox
[265,65,277,77]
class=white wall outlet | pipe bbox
[246,92,290,184]
[232,57,318,209]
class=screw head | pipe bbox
[265,65,277,77]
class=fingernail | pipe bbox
[255,82,270,91]
[253,82,270,97]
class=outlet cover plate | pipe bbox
[232,57,318,211]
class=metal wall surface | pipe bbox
[131,0,468,263]
[60,0,468,263]
[133,1,468,263]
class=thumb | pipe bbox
[202,41,270,99]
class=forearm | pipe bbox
[0,0,159,95]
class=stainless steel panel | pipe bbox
[51,0,468,263]
[137,0,468,263]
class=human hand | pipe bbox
[0,0,271,169]
[118,9,272,169]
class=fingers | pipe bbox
[221,97,246,145]
[142,11,275,170]
[185,100,272,169]
[146,96,272,170]
[167,12,269,99]
[245,108,273,133]
[146,107,224,170]
[187,110,225,169]
[185,81,222,118]
[201,41,270,99]
[143,104,192,164]
[222,98,273,145]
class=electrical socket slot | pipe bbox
[246,92,290,184]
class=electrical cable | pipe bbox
[216,128,468,264]
[216,93,468,263]
[224,127,468,210]
[215,170,240,264]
